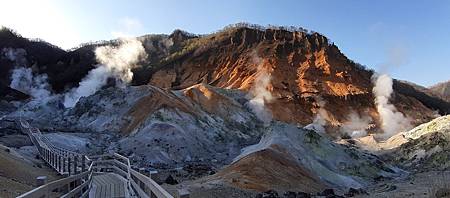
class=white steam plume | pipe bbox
[247,52,273,124]
[339,111,372,138]
[2,48,27,66]
[63,38,147,108]
[304,97,330,133]
[3,48,52,102]
[372,74,411,139]
[10,67,32,92]
[10,67,51,101]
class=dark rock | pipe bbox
[182,163,213,177]
[255,190,279,198]
[316,189,345,198]
[344,188,367,197]
[296,192,311,198]
[374,176,385,181]
[164,175,178,185]
[318,189,335,196]
[341,134,351,140]
[347,139,356,145]
[283,191,297,198]
[282,191,311,198]
[435,188,450,198]
[0,83,30,101]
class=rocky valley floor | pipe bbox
[1,85,449,198]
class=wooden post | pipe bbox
[46,149,49,162]
[81,155,86,172]
[138,168,148,195]
[73,155,78,174]
[177,189,190,198]
[49,151,52,167]
[47,149,50,163]
[139,168,147,175]
[51,152,55,168]
[53,152,56,170]
[55,153,59,171]
[149,170,158,198]
[43,148,46,161]
[54,152,57,168]
[63,157,67,173]
[68,156,72,176]
[42,149,45,162]
[59,155,63,173]
[48,150,51,164]
[36,176,47,186]
[149,170,158,178]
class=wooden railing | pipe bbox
[17,119,93,198]
[88,153,175,198]
[130,167,174,198]
[88,153,136,197]
[17,120,89,176]
[16,119,177,198]
[17,161,94,198]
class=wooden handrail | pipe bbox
[16,119,175,198]
[130,169,174,198]
[16,168,91,198]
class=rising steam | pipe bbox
[247,52,273,124]
[2,48,27,65]
[372,74,411,139]
[63,38,147,107]
[10,67,51,101]
[3,48,51,102]
[339,111,372,138]
[304,97,330,133]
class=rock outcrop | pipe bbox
[204,123,402,193]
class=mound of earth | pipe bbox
[203,123,402,194]
[210,148,328,193]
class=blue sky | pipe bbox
[0,0,449,86]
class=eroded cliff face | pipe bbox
[146,27,439,130]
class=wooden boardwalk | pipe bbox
[90,173,127,198]
[17,119,177,198]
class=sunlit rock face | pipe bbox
[145,27,445,134]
